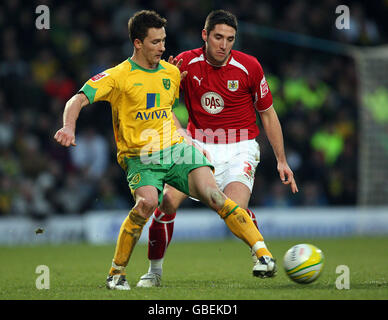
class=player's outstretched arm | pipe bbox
[259,107,298,194]
[54,93,89,147]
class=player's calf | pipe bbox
[108,209,149,276]
[217,199,274,261]
[137,208,176,288]
[148,208,176,261]
[246,208,261,263]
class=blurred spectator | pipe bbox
[0,175,16,216]
[0,148,21,179]
[31,49,59,86]
[54,172,95,214]
[335,3,380,45]
[0,108,15,149]
[262,182,295,207]
[93,180,129,211]
[0,44,28,79]
[69,127,109,180]
[11,178,53,219]
[311,125,344,165]
[14,132,48,179]
[44,71,76,102]
[298,181,328,206]
[88,49,115,76]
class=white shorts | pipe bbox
[193,138,260,192]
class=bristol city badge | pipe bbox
[227,80,239,92]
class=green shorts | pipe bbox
[124,142,214,204]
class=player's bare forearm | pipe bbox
[259,107,298,193]
[259,107,286,162]
[63,93,89,130]
[54,93,89,147]
[172,112,189,140]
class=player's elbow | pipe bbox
[77,92,90,108]
[66,92,89,109]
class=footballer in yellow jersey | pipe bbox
[80,58,184,170]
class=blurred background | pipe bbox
[1,0,388,244]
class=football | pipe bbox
[283,243,324,284]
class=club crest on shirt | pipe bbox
[227,80,239,92]
[130,173,141,186]
[163,78,170,90]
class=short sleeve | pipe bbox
[250,60,273,112]
[79,71,115,104]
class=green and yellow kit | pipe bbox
[79,58,212,201]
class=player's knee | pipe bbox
[134,197,158,218]
[209,188,226,208]
[159,192,178,215]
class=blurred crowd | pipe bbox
[0,0,387,218]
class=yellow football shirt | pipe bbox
[80,58,183,169]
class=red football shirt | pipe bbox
[176,46,273,143]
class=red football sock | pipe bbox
[148,208,176,260]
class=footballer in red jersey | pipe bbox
[137,10,298,288]
[176,46,273,144]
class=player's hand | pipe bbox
[54,127,76,147]
[168,55,188,81]
[187,139,211,162]
[277,162,298,194]
[194,143,211,162]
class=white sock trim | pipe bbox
[153,212,176,224]
[252,241,267,254]
[148,258,164,276]
[163,223,169,256]
[112,261,125,271]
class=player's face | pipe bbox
[203,24,236,66]
[139,27,166,68]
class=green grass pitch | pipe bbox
[0,237,387,300]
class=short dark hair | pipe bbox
[128,10,167,43]
[204,10,238,34]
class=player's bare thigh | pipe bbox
[160,178,251,213]
[188,166,226,210]
[223,181,251,209]
[193,139,259,208]
[159,184,188,214]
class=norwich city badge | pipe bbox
[163,78,170,90]
[130,173,141,186]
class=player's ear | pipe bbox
[133,38,143,50]
[201,29,208,42]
